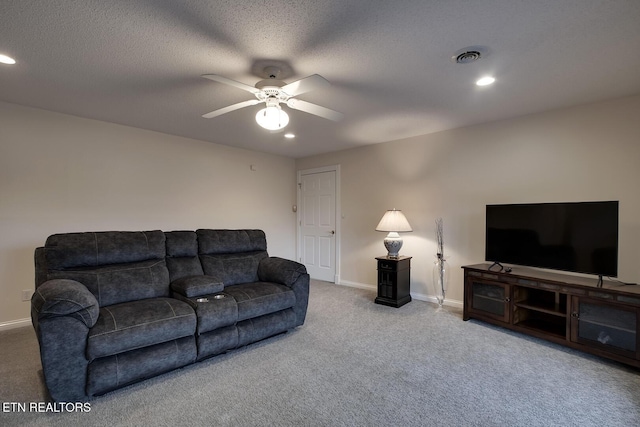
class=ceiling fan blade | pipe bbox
[286,99,344,121]
[281,74,330,97]
[201,74,261,95]
[202,99,261,119]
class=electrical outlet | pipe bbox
[22,289,33,301]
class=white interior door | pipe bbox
[298,168,337,282]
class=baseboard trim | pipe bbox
[337,280,463,309]
[0,318,31,331]
[411,292,463,309]
[337,280,376,291]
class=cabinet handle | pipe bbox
[505,297,511,302]
[571,312,579,318]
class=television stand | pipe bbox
[463,264,640,368]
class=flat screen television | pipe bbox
[485,201,619,277]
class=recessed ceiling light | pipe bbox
[0,54,16,65]
[284,133,295,139]
[476,76,495,86]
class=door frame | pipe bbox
[296,164,341,284]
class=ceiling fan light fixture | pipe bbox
[255,105,289,130]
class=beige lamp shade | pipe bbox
[375,209,413,232]
[376,209,412,258]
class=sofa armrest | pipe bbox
[258,257,310,326]
[32,279,99,328]
[31,279,99,402]
[170,275,224,298]
[258,257,307,287]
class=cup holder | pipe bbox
[196,294,226,303]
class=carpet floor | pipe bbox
[1,280,639,426]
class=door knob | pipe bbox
[329,230,335,235]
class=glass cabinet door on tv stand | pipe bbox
[570,297,639,359]
[464,278,510,323]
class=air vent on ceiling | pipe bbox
[454,50,482,64]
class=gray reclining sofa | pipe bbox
[31,229,309,402]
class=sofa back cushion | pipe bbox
[45,231,166,270]
[41,231,169,306]
[196,229,267,254]
[47,260,170,307]
[197,230,268,286]
[199,252,268,286]
[165,231,204,282]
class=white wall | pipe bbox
[296,95,640,305]
[0,101,297,326]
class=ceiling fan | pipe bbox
[201,67,343,130]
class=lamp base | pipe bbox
[383,232,403,258]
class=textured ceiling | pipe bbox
[1,1,639,158]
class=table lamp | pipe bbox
[375,209,412,258]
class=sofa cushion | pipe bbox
[197,229,266,254]
[165,231,204,281]
[47,259,170,307]
[165,231,198,257]
[166,257,204,282]
[224,282,296,322]
[87,297,196,360]
[171,275,224,298]
[45,231,165,270]
[200,252,267,286]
